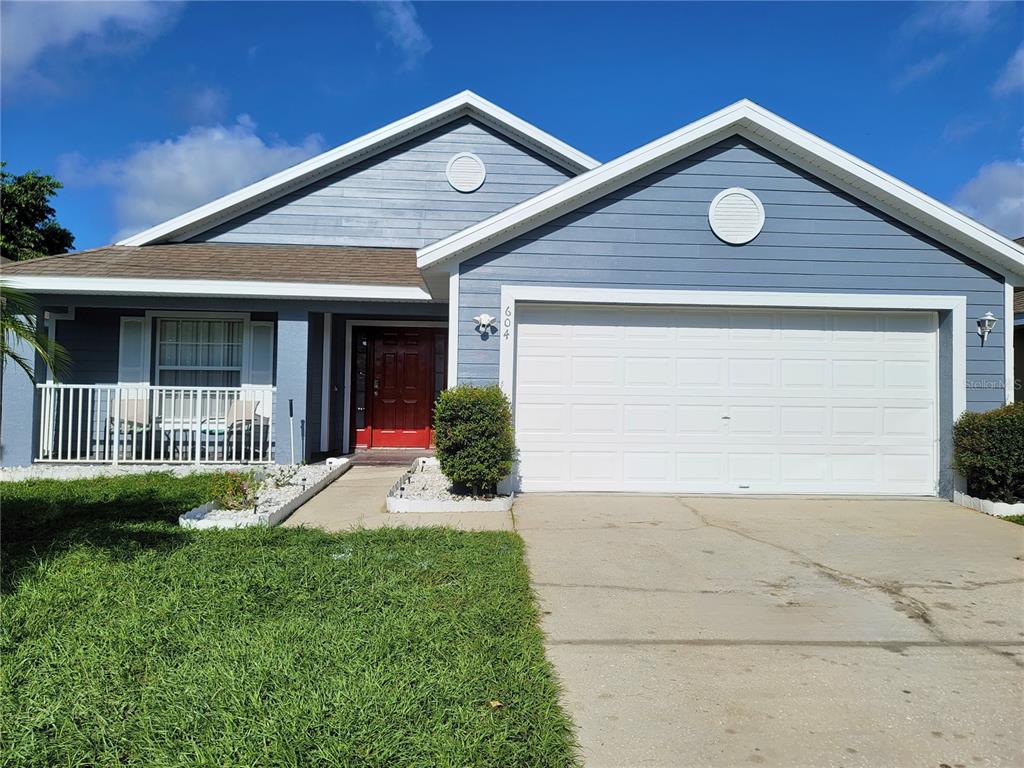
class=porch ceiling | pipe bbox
[3,243,425,287]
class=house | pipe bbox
[4,92,1023,498]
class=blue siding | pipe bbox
[458,137,1006,412]
[56,308,129,384]
[190,117,575,248]
[305,312,324,459]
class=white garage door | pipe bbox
[513,304,938,495]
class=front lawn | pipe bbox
[0,474,576,767]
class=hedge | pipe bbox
[952,402,1024,503]
[433,385,516,496]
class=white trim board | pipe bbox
[447,269,460,386]
[117,91,598,246]
[7,276,434,302]
[1006,279,1016,404]
[340,319,448,455]
[418,99,1024,281]
[496,287,968,421]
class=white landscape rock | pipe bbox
[386,458,513,513]
[179,460,350,529]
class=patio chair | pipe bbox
[108,396,161,460]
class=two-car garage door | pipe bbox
[513,304,938,495]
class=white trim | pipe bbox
[116,91,597,246]
[7,276,434,302]
[417,100,1024,280]
[320,313,332,452]
[1006,278,1016,404]
[447,269,460,386]
[340,319,448,454]
[496,287,968,421]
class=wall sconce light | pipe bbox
[473,313,497,338]
[977,312,997,345]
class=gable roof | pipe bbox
[417,99,1024,280]
[118,91,598,247]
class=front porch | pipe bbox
[2,295,449,468]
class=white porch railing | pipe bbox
[36,384,276,464]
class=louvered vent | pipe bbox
[708,188,765,244]
[446,153,486,193]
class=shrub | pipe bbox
[208,470,264,509]
[434,385,516,496]
[953,402,1024,503]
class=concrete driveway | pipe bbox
[515,495,1024,768]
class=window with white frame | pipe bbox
[156,318,244,387]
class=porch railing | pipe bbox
[36,384,276,464]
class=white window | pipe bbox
[156,318,244,387]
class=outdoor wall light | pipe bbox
[473,313,497,338]
[977,312,997,345]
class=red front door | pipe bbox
[354,327,437,449]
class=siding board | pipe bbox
[191,117,574,248]
[458,137,1005,413]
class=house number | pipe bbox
[503,305,512,339]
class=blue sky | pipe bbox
[2,1,1022,249]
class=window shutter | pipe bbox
[118,317,149,385]
[248,322,274,385]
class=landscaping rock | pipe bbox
[386,458,513,513]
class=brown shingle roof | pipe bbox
[0,243,424,287]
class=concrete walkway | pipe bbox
[517,494,1024,768]
[281,465,513,531]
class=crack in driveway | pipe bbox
[675,497,949,637]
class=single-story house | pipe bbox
[4,92,1023,498]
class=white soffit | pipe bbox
[118,91,598,246]
[417,99,1024,280]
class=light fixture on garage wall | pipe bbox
[976,312,997,345]
[473,313,497,338]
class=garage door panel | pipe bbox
[513,305,938,495]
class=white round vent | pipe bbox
[446,152,486,193]
[708,187,765,244]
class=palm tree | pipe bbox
[1,281,70,431]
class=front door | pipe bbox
[352,327,443,449]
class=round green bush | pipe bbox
[433,385,516,496]
[953,402,1024,503]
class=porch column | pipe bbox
[0,334,39,467]
[275,308,309,465]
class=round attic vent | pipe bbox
[446,153,486,193]
[708,187,765,244]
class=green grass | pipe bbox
[1003,514,1024,526]
[0,474,577,767]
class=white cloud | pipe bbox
[370,1,431,70]
[898,1,998,40]
[942,116,987,143]
[0,1,181,90]
[993,44,1024,95]
[891,52,949,91]
[952,159,1024,238]
[180,86,229,125]
[61,116,325,241]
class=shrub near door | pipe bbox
[433,385,516,496]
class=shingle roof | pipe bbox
[1,243,424,287]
